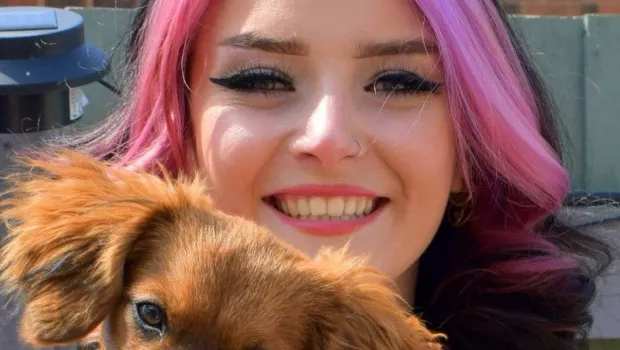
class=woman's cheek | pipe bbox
[194,107,280,217]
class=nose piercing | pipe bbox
[352,137,363,157]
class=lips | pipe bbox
[263,184,389,236]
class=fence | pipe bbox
[0,6,619,349]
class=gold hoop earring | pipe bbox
[448,191,472,227]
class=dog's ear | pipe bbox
[313,247,446,349]
[0,149,210,347]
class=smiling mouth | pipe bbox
[264,196,389,220]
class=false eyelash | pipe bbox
[374,60,443,86]
[376,59,436,78]
[359,59,442,97]
[364,69,442,97]
[222,61,295,81]
[209,62,295,95]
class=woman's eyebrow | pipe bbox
[354,39,438,58]
[219,32,309,56]
[219,31,438,58]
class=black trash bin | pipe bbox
[0,6,110,133]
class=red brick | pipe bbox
[1,0,42,5]
[521,3,584,15]
[501,0,620,15]
[598,3,620,14]
[44,0,87,8]
[93,0,138,8]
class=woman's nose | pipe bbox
[289,95,363,167]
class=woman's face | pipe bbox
[188,0,461,286]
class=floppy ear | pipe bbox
[0,149,210,347]
[313,247,446,350]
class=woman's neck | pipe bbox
[396,262,419,308]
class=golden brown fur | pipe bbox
[0,149,445,349]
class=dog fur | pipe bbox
[0,149,445,349]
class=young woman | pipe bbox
[38,0,613,349]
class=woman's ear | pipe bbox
[312,246,446,349]
[0,150,209,347]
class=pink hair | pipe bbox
[95,0,212,174]
[410,0,577,284]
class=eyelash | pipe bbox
[209,64,295,96]
[209,64,441,97]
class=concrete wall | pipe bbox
[0,7,619,348]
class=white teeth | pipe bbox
[364,199,373,214]
[281,201,289,215]
[309,197,327,216]
[286,198,299,216]
[297,197,310,216]
[273,196,379,219]
[344,197,357,215]
[355,197,367,216]
[327,197,345,216]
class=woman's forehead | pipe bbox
[202,0,436,54]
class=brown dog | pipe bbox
[0,149,444,349]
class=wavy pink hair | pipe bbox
[410,1,576,281]
[92,0,212,173]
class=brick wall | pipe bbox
[0,0,619,15]
[502,0,620,15]
[0,0,138,8]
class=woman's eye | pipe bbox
[209,68,294,94]
[136,302,166,332]
[364,70,441,97]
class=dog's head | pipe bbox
[0,150,444,349]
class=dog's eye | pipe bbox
[136,302,166,331]
[77,342,100,350]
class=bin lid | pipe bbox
[0,7,110,95]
